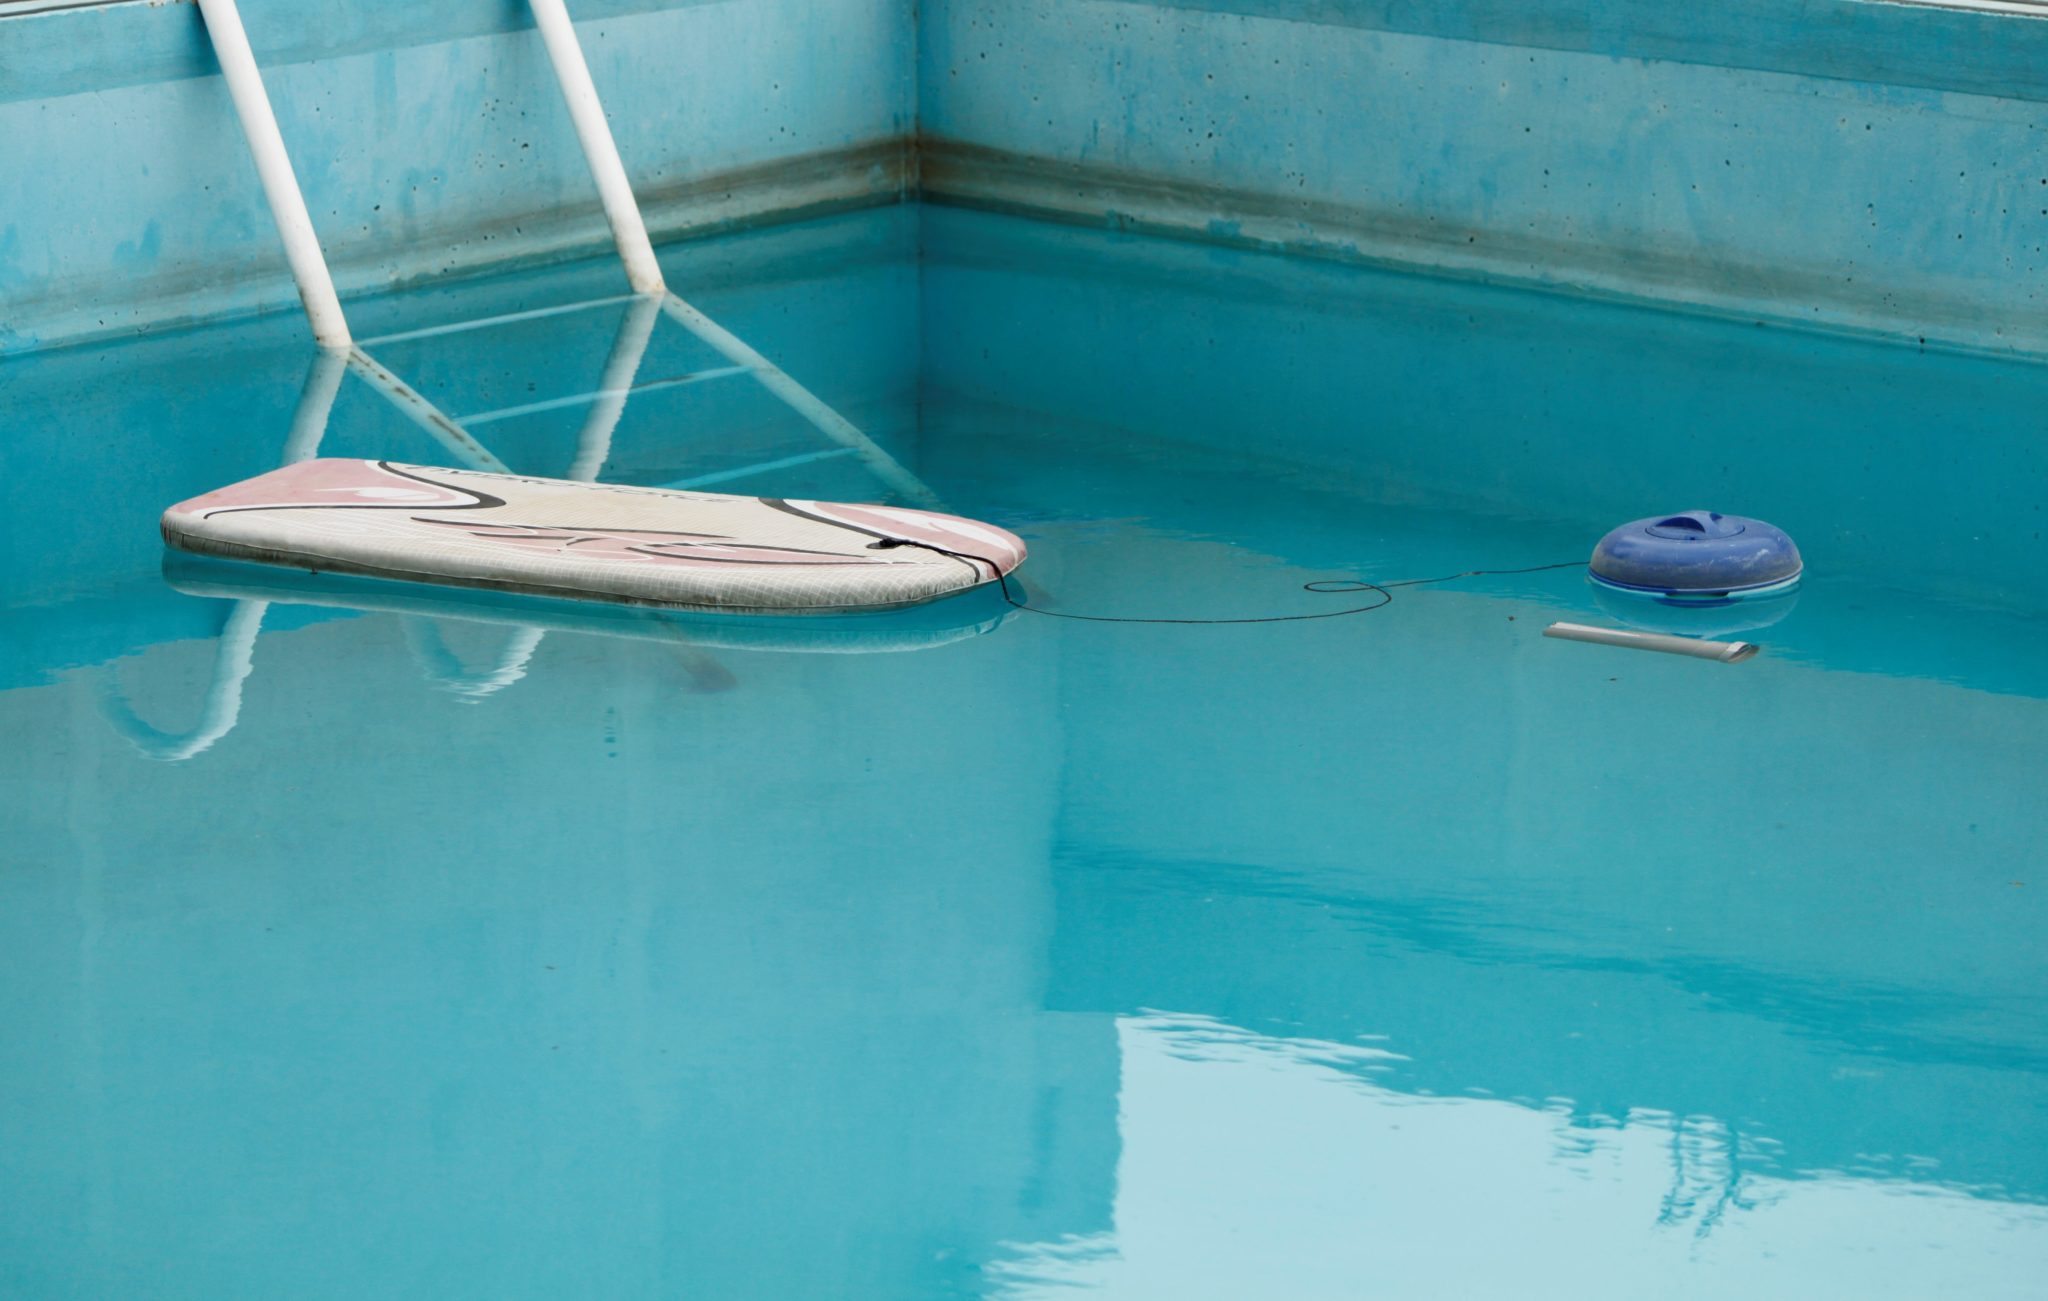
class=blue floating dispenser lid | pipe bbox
[1589,510,1801,602]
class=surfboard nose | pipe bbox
[780,499,1027,577]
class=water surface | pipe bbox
[2,206,2045,1299]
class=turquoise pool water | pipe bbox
[3,206,2046,1298]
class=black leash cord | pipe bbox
[993,571,1389,624]
[874,538,1584,626]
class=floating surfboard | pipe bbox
[161,459,1026,614]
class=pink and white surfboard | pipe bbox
[162,460,1027,614]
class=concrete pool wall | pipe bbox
[920,0,2048,355]
[2,0,2045,354]
[0,0,917,352]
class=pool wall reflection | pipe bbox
[0,609,1114,1298]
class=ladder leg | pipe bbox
[194,0,352,349]
[198,0,517,474]
[658,293,942,508]
[280,347,351,464]
[528,0,666,294]
[402,620,549,700]
[345,349,514,474]
[523,1,944,507]
[99,599,271,762]
[567,292,663,481]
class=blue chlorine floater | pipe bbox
[1589,510,1802,605]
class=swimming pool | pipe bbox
[3,204,2045,1297]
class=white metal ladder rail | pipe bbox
[97,348,346,760]
[193,0,937,505]
[109,0,939,757]
[104,233,690,752]
[99,310,703,757]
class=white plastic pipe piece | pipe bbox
[1544,622,1760,663]
[528,0,666,294]
[194,0,351,349]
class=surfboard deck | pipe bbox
[161,459,1027,614]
